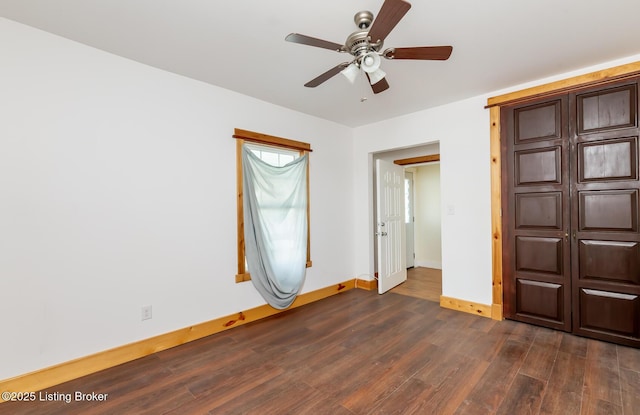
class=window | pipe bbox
[233,128,312,283]
[245,143,299,167]
[405,176,412,224]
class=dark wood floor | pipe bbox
[2,289,639,414]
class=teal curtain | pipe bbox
[242,145,308,309]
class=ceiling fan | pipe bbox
[285,0,453,94]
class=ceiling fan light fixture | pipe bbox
[285,0,453,94]
[360,52,381,73]
[368,68,386,85]
[341,63,360,84]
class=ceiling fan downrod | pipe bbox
[354,10,373,29]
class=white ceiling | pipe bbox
[2,0,640,127]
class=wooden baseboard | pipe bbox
[0,280,354,402]
[355,278,377,291]
[440,295,492,318]
[491,303,503,321]
[414,260,442,270]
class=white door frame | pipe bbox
[405,170,415,268]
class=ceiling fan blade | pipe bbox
[366,74,390,94]
[304,63,350,87]
[384,46,453,60]
[285,33,344,52]
[367,0,412,44]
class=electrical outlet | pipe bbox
[141,305,152,321]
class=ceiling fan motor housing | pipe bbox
[345,11,384,58]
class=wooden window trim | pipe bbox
[233,128,312,152]
[234,128,312,283]
[486,60,640,320]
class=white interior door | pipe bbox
[376,159,407,294]
[404,171,415,268]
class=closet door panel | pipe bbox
[516,279,564,322]
[515,147,562,185]
[515,100,563,143]
[577,84,637,134]
[515,192,563,230]
[579,137,638,182]
[579,240,640,285]
[579,289,640,339]
[516,236,563,275]
[578,189,638,232]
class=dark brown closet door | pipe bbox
[503,96,572,331]
[570,81,640,347]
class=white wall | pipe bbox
[353,52,640,308]
[0,18,355,380]
[415,163,441,269]
[4,16,640,383]
[374,143,439,162]
[353,96,492,304]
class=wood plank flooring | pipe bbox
[1,289,639,414]
[390,267,442,303]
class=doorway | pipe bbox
[373,145,442,300]
[396,161,442,302]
